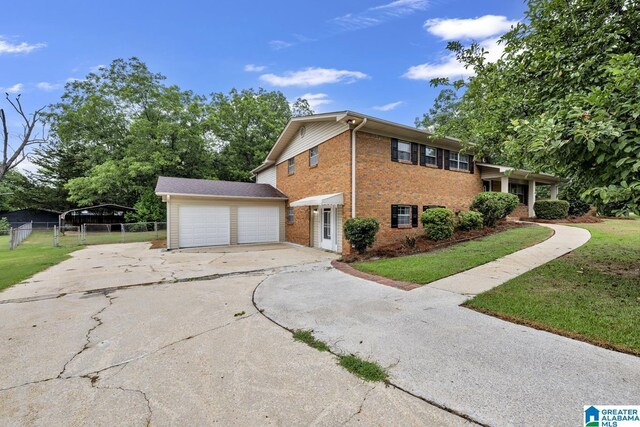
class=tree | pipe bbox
[1,94,48,182]
[422,0,640,215]
[208,89,313,182]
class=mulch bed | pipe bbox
[520,214,602,224]
[149,239,167,249]
[340,220,528,263]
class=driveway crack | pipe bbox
[343,385,376,425]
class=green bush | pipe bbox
[344,217,380,254]
[457,211,484,231]
[421,208,454,241]
[534,200,570,219]
[470,192,519,226]
[564,195,591,216]
[0,217,9,234]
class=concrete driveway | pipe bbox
[0,243,467,426]
[254,262,640,426]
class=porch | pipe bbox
[478,164,564,218]
[289,192,344,253]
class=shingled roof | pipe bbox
[155,176,287,199]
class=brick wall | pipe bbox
[276,130,352,252]
[355,132,483,248]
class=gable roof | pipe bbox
[155,176,287,199]
[252,111,466,174]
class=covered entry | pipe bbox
[290,193,344,252]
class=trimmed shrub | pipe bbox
[457,211,484,231]
[344,217,380,254]
[0,217,9,234]
[534,200,570,219]
[470,192,519,226]
[563,195,591,216]
[421,208,454,241]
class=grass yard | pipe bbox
[466,219,640,355]
[353,225,553,284]
[0,231,78,292]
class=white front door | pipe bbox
[320,207,334,250]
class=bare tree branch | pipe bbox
[1,93,49,181]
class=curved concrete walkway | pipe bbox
[422,222,592,295]
[255,223,640,426]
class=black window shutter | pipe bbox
[411,205,418,227]
[419,145,426,166]
[423,205,428,212]
[524,185,529,206]
[444,150,450,170]
[437,148,443,169]
[411,143,418,165]
[391,139,398,162]
[391,205,399,228]
[469,155,475,173]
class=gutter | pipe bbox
[351,118,367,218]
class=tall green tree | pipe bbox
[421,0,640,215]
[208,89,312,182]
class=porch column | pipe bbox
[550,184,559,200]
[528,180,536,217]
[500,176,509,193]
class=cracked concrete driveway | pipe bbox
[0,243,469,426]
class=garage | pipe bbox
[238,206,280,244]
[156,176,287,249]
[178,205,230,247]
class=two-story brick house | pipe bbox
[157,111,562,253]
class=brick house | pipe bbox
[157,111,562,253]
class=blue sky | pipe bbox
[2,0,527,148]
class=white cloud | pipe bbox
[244,64,266,72]
[3,83,24,94]
[260,67,368,87]
[36,81,62,91]
[373,101,404,111]
[15,157,38,174]
[0,37,46,54]
[404,37,504,80]
[269,40,293,50]
[424,15,517,40]
[297,93,332,109]
[333,0,428,30]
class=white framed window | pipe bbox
[424,146,437,165]
[309,146,318,166]
[287,207,294,224]
[398,141,411,162]
[449,151,469,171]
[509,183,527,204]
[288,158,295,175]
[397,205,411,226]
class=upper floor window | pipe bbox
[288,158,295,175]
[424,146,437,166]
[449,151,469,171]
[397,141,411,162]
[309,146,318,167]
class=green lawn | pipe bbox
[466,219,640,355]
[353,225,553,284]
[0,231,78,292]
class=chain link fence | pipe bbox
[8,222,33,249]
[53,222,166,247]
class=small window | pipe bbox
[309,146,318,167]
[449,151,469,171]
[397,205,411,226]
[300,126,306,138]
[288,158,295,175]
[509,183,527,204]
[397,142,411,162]
[424,146,437,166]
[287,207,294,224]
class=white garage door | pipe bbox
[178,205,230,248]
[237,206,279,244]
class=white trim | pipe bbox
[351,118,367,218]
[156,192,287,200]
[166,195,171,249]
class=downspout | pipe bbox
[351,118,367,218]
